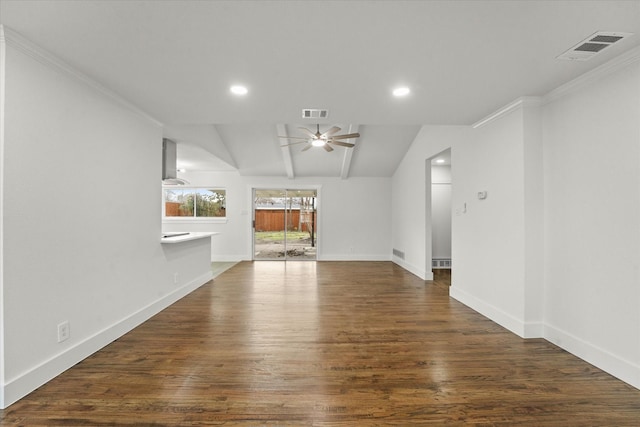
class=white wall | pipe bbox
[431,165,451,260]
[392,99,543,336]
[0,28,213,407]
[542,59,640,387]
[163,171,393,261]
[391,126,471,279]
[392,48,640,389]
[450,101,544,337]
[523,104,544,330]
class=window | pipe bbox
[164,188,226,219]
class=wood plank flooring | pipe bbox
[2,261,639,425]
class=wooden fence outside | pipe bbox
[165,202,226,217]
[165,204,314,230]
[255,209,317,232]
[165,201,186,216]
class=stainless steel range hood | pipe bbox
[162,138,189,185]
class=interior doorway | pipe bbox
[253,189,318,260]
[430,149,452,285]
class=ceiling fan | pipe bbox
[279,124,360,152]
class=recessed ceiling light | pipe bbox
[230,85,248,95]
[435,159,445,164]
[393,87,410,97]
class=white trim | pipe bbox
[162,187,227,220]
[544,323,640,390]
[446,285,639,388]
[523,322,544,339]
[163,218,227,224]
[321,254,391,262]
[449,286,528,338]
[2,271,212,408]
[544,44,640,104]
[251,185,322,261]
[211,255,246,263]
[471,96,542,129]
[0,25,7,409]
[1,25,162,127]
[471,46,640,129]
[392,257,431,280]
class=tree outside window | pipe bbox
[164,188,226,218]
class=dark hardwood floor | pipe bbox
[2,261,639,425]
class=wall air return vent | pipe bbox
[557,31,633,61]
[432,258,451,269]
[302,109,329,119]
[392,248,405,260]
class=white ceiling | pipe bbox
[2,0,640,177]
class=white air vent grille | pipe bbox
[432,258,451,269]
[393,248,405,260]
[557,31,633,61]
[574,42,609,53]
[302,109,328,119]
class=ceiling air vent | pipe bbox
[557,31,633,61]
[302,109,328,119]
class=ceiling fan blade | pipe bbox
[328,140,355,148]
[302,144,313,151]
[331,132,361,140]
[320,126,341,138]
[278,136,310,140]
[323,144,334,152]
[298,127,316,138]
[280,140,308,147]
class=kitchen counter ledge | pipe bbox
[160,232,219,244]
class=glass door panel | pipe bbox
[253,189,317,260]
[285,190,317,260]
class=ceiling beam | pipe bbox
[340,124,359,180]
[276,124,295,179]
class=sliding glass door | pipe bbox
[253,189,317,260]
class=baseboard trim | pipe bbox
[2,271,213,408]
[449,286,529,338]
[211,255,245,262]
[544,323,640,390]
[449,287,639,390]
[392,257,431,280]
[319,254,391,262]
[523,321,544,338]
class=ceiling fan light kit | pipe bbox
[393,86,411,97]
[279,124,360,152]
[311,139,326,147]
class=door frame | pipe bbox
[251,186,321,261]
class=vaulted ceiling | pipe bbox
[2,1,640,178]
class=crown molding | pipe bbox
[471,97,542,129]
[0,25,162,127]
[543,45,640,104]
[471,45,640,129]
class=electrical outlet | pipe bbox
[57,321,70,343]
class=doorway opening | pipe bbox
[253,189,317,260]
[429,149,452,286]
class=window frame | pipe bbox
[162,187,227,224]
